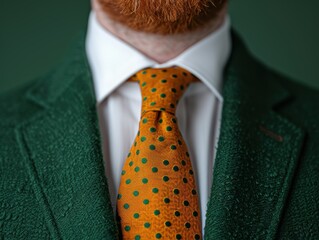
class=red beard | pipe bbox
[98,0,226,35]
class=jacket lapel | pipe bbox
[15,33,119,240]
[204,32,305,239]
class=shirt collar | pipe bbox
[86,11,232,103]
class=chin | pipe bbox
[97,0,227,34]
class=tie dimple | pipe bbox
[133,67,198,114]
[117,66,202,240]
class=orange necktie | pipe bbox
[117,66,202,240]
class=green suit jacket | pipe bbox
[1,31,319,239]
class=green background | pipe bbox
[1,1,318,92]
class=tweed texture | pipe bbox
[0,30,318,239]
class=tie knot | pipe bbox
[130,66,198,115]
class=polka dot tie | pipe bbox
[117,66,202,240]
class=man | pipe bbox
[0,0,318,239]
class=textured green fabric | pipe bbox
[0,31,318,239]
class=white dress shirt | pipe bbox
[86,11,231,234]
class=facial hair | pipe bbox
[97,0,226,35]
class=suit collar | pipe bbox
[16,30,305,239]
[25,31,93,109]
[25,30,287,112]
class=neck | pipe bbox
[92,0,228,63]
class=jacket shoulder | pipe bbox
[270,68,319,101]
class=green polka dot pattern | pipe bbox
[117,66,202,239]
